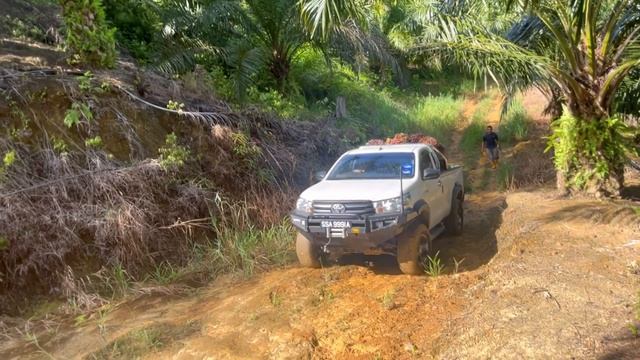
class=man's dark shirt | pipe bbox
[483,132,499,149]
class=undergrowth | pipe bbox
[548,113,633,195]
[460,97,494,167]
[408,95,463,147]
[497,161,515,190]
[500,101,530,144]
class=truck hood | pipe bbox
[300,179,408,202]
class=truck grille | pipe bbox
[312,201,375,217]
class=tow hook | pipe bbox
[322,236,332,253]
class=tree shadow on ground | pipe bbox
[538,201,640,227]
[598,326,640,360]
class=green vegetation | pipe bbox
[63,102,93,128]
[209,220,295,277]
[408,95,464,146]
[158,133,190,169]
[60,0,117,67]
[92,327,165,359]
[419,0,640,197]
[85,136,103,149]
[548,114,632,194]
[146,262,179,285]
[500,101,530,144]
[3,150,16,168]
[379,289,397,310]
[424,251,444,277]
[49,0,638,198]
[166,100,184,112]
[0,236,9,251]
[497,161,515,190]
[460,97,494,167]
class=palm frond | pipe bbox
[225,41,267,101]
[299,0,367,38]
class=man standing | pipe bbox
[481,125,499,169]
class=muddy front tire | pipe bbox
[397,224,430,275]
[296,232,322,268]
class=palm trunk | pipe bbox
[269,51,290,93]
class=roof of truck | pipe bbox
[348,144,428,155]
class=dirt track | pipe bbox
[3,186,639,359]
[1,91,639,359]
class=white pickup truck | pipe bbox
[290,144,464,274]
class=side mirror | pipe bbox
[314,170,327,182]
[423,168,440,180]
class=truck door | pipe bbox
[433,149,453,216]
[419,149,446,228]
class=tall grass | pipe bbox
[207,220,295,277]
[497,161,515,190]
[286,48,467,143]
[408,95,464,147]
[460,97,494,167]
[499,100,530,144]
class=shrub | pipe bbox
[158,133,190,169]
[102,0,159,62]
[60,0,117,67]
[548,113,633,193]
[64,102,93,128]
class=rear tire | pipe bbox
[296,232,322,268]
[397,224,430,275]
[445,192,464,236]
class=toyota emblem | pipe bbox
[331,203,346,213]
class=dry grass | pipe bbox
[0,69,350,315]
[0,143,213,312]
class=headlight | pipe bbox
[373,197,402,214]
[296,198,312,214]
[373,195,410,214]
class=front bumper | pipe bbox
[290,210,414,255]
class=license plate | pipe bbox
[321,220,351,229]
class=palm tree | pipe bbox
[160,0,398,100]
[159,0,306,96]
[413,0,640,197]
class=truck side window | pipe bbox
[434,149,448,171]
[420,149,436,179]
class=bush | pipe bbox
[158,133,190,169]
[548,113,632,194]
[60,0,117,67]
[102,0,160,62]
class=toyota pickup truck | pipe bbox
[290,143,464,274]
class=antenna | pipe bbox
[399,164,404,214]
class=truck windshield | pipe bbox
[327,153,415,180]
